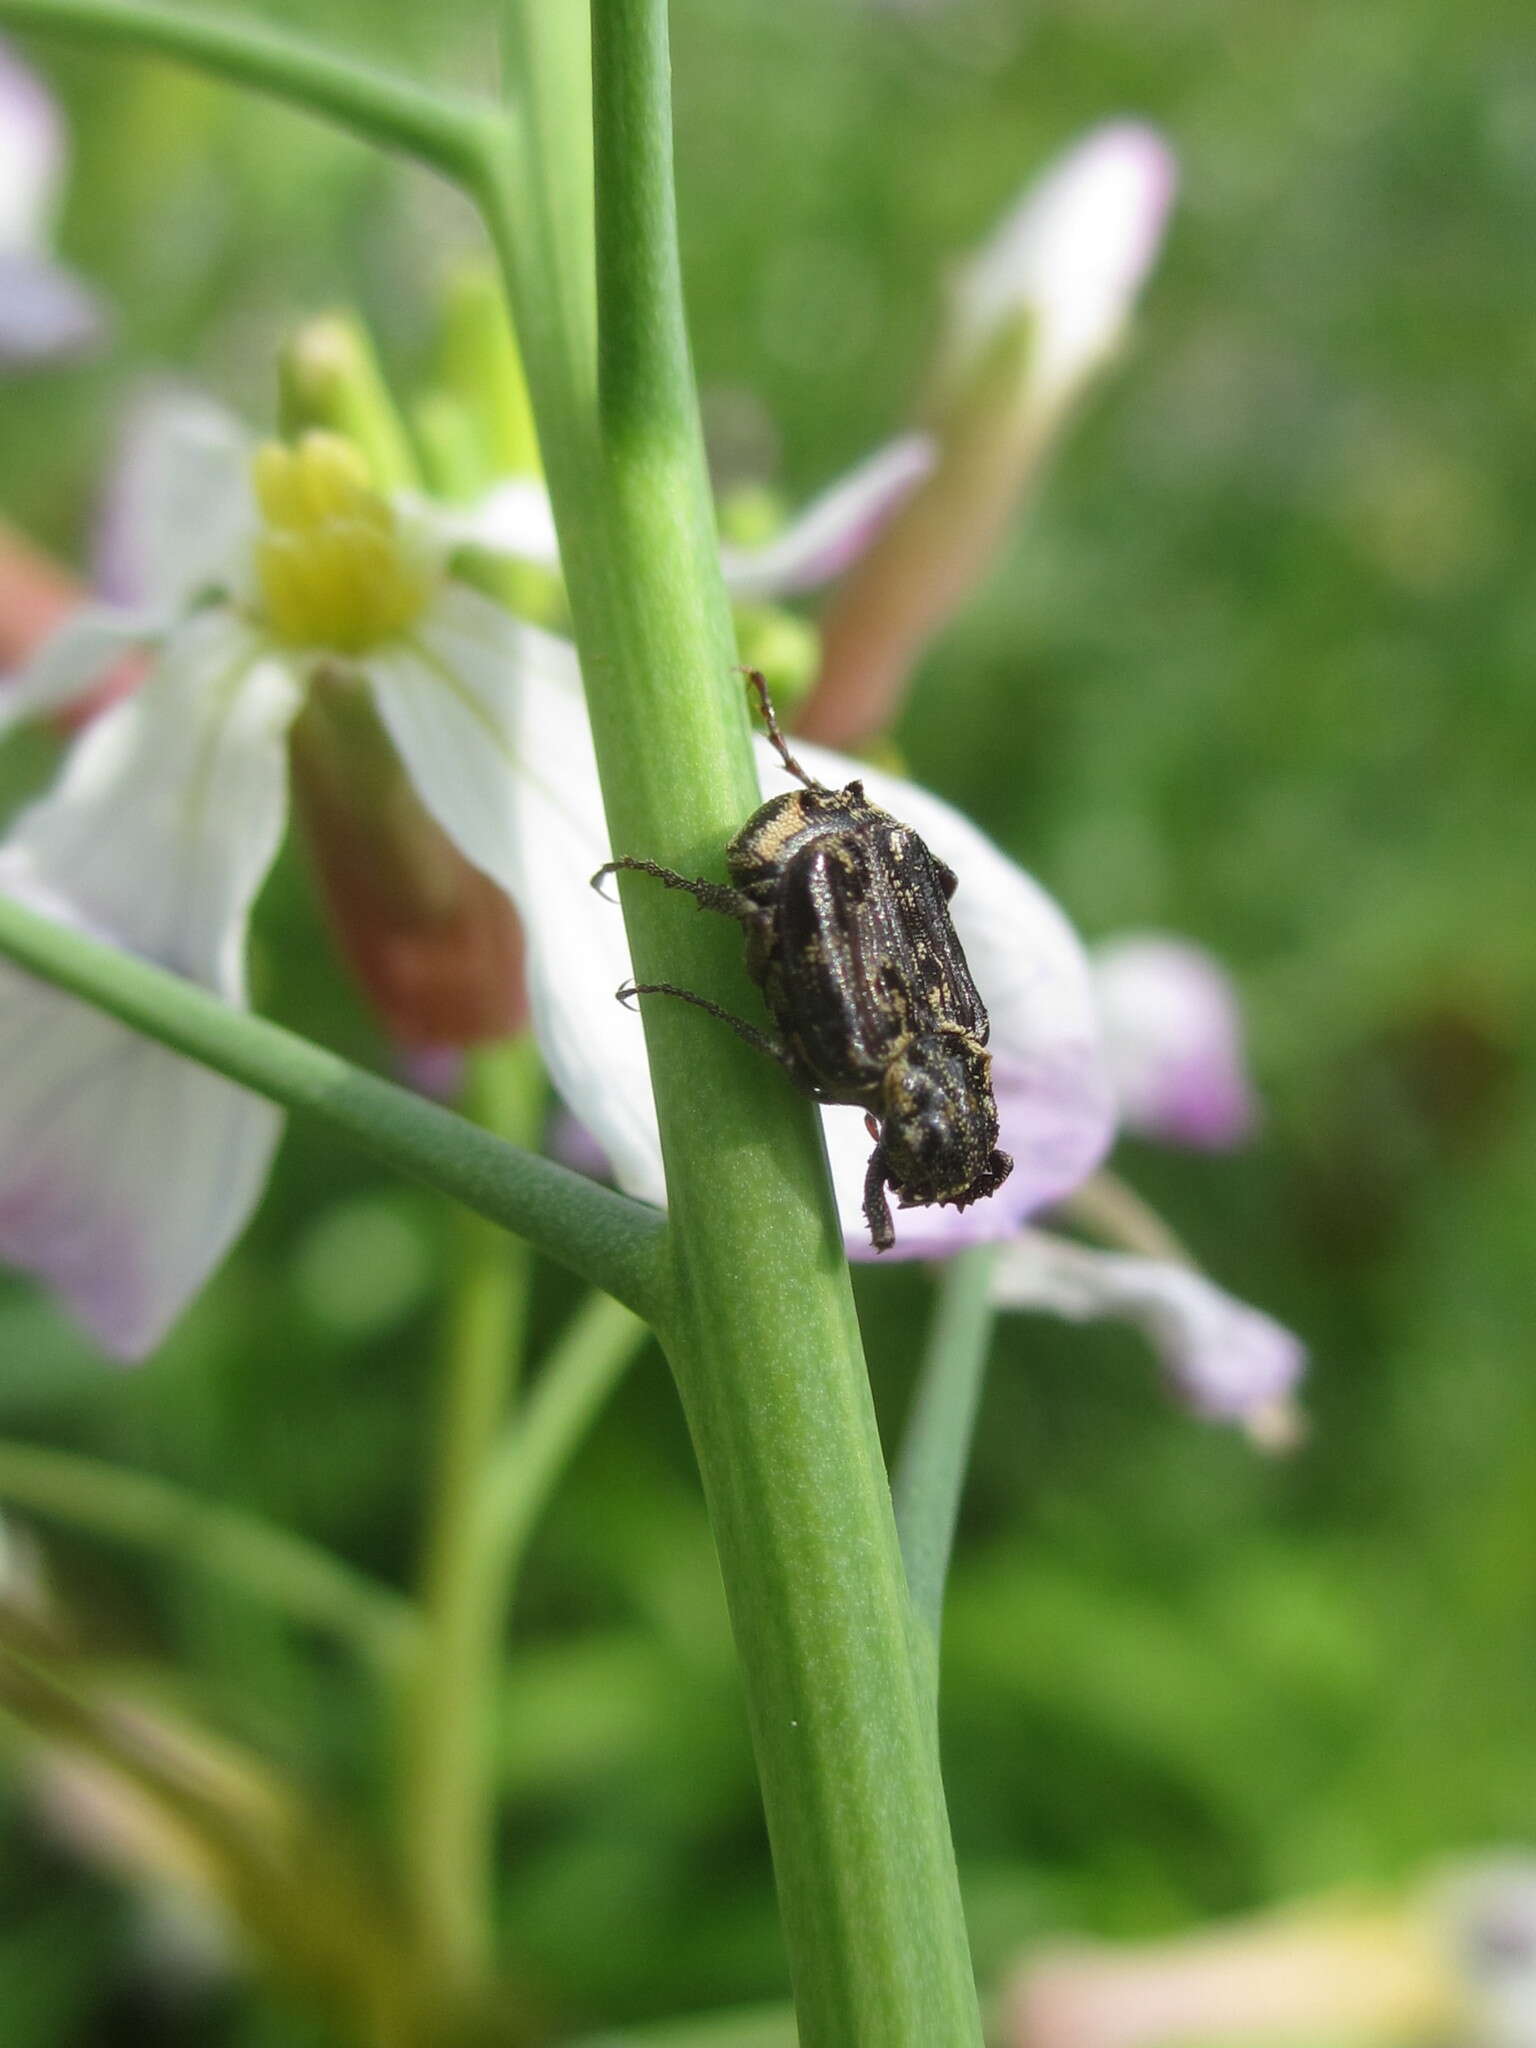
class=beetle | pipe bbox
[592,670,1013,1251]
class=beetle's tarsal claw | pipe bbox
[615,982,639,1010]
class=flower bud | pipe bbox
[805,123,1175,747]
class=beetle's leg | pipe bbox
[739,667,822,792]
[862,1140,896,1254]
[617,981,794,1070]
[592,857,756,921]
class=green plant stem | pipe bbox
[403,1038,543,1993]
[0,0,489,180]
[891,1246,1002,1670]
[472,1291,648,1629]
[0,1439,415,1675]
[477,7,984,2039]
[0,894,664,1319]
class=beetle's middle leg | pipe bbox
[617,980,793,1072]
[591,856,756,922]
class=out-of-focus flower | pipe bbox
[1007,1859,1536,2048]
[990,1227,1303,1428]
[1006,1894,1460,2048]
[0,405,558,1357]
[0,38,104,367]
[1091,932,1257,1150]
[803,121,1177,748]
[496,649,1115,1258]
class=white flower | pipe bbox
[494,643,1117,1257]
[991,1228,1304,1428]
[1091,932,1257,1150]
[0,38,104,367]
[0,405,569,1356]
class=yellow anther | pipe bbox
[251,434,432,654]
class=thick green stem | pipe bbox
[0,895,664,1319]
[892,1246,1001,1668]
[476,6,983,2038]
[403,1039,543,1992]
[0,0,489,180]
[0,1439,415,1675]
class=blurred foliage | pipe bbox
[1,0,1534,2041]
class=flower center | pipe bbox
[253,433,432,654]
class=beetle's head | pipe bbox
[878,1029,1013,1209]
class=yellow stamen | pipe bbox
[253,432,431,654]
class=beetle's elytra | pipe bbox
[592,670,1013,1251]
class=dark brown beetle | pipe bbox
[593,671,1013,1251]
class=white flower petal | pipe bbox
[951,120,1177,420]
[990,1229,1305,1423]
[1092,932,1257,1150]
[0,605,164,735]
[0,40,62,257]
[0,251,102,367]
[436,478,561,570]
[0,612,302,1355]
[718,435,936,599]
[364,580,534,895]
[92,391,256,613]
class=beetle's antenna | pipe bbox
[739,667,819,791]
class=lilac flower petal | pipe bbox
[92,392,256,612]
[452,437,935,603]
[0,613,300,1356]
[0,252,103,368]
[0,40,62,257]
[1091,933,1257,1150]
[718,435,936,599]
[990,1228,1305,1424]
[950,120,1177,421]
[435,479,560,570]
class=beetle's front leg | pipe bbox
[592,856,757,924]
[862,1139,896,1254]
[617,980,795,1073]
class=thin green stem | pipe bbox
[0,0,491,181]
[0,894,665,1319]
[0,1438,416,1676]
[472,1291,648,1623]
[891,1246,1002,1667]
[402,1038,543,1992]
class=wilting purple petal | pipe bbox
[991,1228,1305,1424]
[0,613,300,1356]
[948,120,1178,421]
[718,435,935,599]
[1092,933,1256,1150]
[0,251,103,368]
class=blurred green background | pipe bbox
[2,0,1535,2041]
